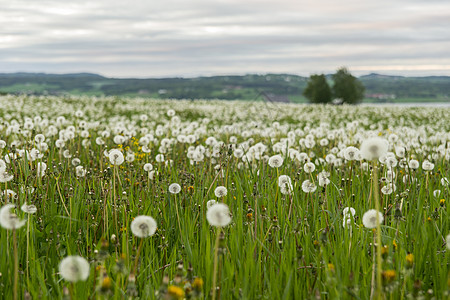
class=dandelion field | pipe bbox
[0,95,449,299]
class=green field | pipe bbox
[0,95,449,299]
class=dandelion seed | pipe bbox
[278,175,292,188]
[343,207,356,218]
[385,156,398,168]
[268,155,283,168]
[301,180,317,193]
[148,170,158,180]
[0,170,13,183]
[167,109,176,117]
[395,146,405,158]
[343,218,352,228]
[63,149,72,159]
[169,183,182,194]
[207,200,217,209]
[360,137,389,161]
[72,158,81,167]
[381,184,396,195]
[21,203,37,214]
[0,204,26,230]
[130,215,157,238]
[109,149,124,165]
[441,177,449,186]
[303,162,316,173]
[207,203,232,227]
[59,255,90,282]
[280,183,293,195]
[143,163,153,172]
[95,137,105,145]
[126,152,135,163]
[344,146,360,161]
[76,166,86,177]
[408,159,419,169]
[422,160,434,171]
[214,186,227,198]
[155,154,165,163]
[362,209,384,229]
[234,148,244,158]
[37,162,47,177]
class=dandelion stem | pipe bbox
[133,238,144,275]
[372,161,383,300]
[212,227,222,300]
[13,229,19,300]
[174,195,183,237]
[26,214,30,290]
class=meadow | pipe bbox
[0,95,449,299]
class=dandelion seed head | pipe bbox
[0,204,26,230]
[343,207,356,218]
[109,149,124,165]
[59,255,90,282]
[278,175,292,188]
[360,137,389,161]
[206,203,232,227]
[143,163,153,172]
[301,180,317,193]
[408,159,419,169]
[303,162,316,173]
[214,186,228,198]
[21,203,37,214]
[422,160,434,171]
[362,209,384,229]
[169,183,182,194]
[131,215,157,238]
[268,155,283,168]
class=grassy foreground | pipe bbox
[0,95,449,299]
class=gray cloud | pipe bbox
[1,0,450,77]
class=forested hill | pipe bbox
[0,72,449,103]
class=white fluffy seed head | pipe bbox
[268,155,283,168]
[278,175,292,187]
[343,207,356,218]
[0,204,26,230]
[214,186,228,198]
[360,137,389,161]
[168,183,182,194]
[303,162,316,173]
[109,149,124,165]
[143,163,153,172]
[59,255,90,282]
[301,180,317,193]
[131,215,157,238]
[207,203,232,227]
[362,209,384,229]
[21,203,37,214]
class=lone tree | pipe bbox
[303,74,332,104]
[332,67,365,104]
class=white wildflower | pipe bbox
[362,209,384,229]
[131,215,157,238]
[207,203,232,227]
[59,256,90,282]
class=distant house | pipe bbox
[255,91,291,103]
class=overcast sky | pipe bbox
[1,0,450,78]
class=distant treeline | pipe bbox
[0,72,449,102]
